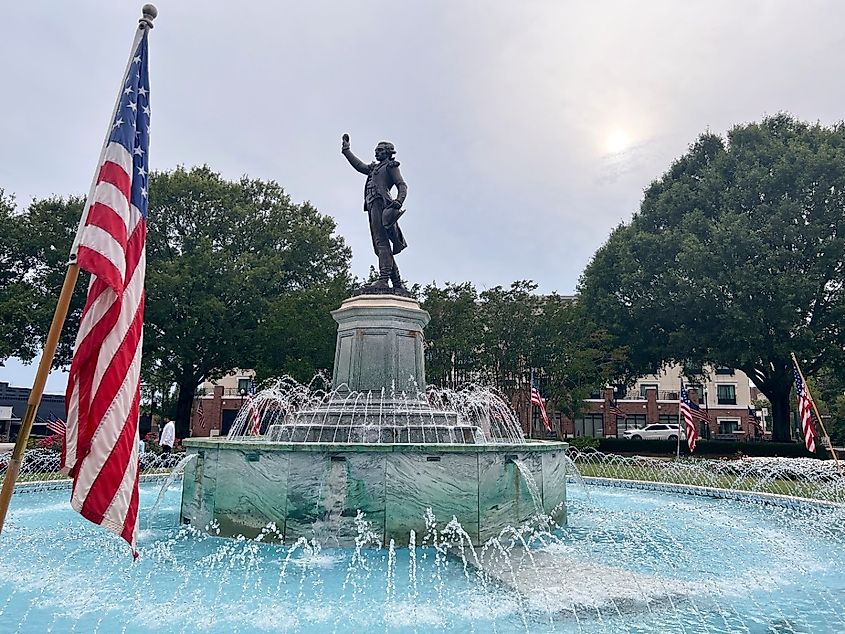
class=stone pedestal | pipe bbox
[267,293,483,443]
[331,294,429,395]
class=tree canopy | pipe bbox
[0,192,87,365]
[580,114,845,441]
[421,281,624,421]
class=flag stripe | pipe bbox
[75,348,142,522]
[76,243,125,293]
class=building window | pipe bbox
[639,384,658,399]
[716,384,737,405]
[719,419,740,434]
[574,414,604,438]
[715,367,734,376]
[238,378,252,395]
[659,414,679,426]
[616,414,646,437]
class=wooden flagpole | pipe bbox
[790,352,842,473]
[0,5,157,535]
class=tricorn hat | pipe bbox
[382,206,405,227]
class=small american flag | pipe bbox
[46,413,67,437]
[748,407,764,435]
[530,386,551,431]
[63,21,152,556]
[247,397,262,436]
[792,360,817,452]
[679,381,705,452]
[608,399,627,419]
[197,400,205,430]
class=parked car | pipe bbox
[623,423,685,441]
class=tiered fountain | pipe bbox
[180,292,568,545]
[182,134,568,544]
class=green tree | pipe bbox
[420,282,482,388]
[539,297,630,419]
[145,167,351,436]
[420,281,626,426]
[477,281,543,392]
[0,194,87,365]
[580,115,845,441]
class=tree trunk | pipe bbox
[175,379,198,439]
[769,388,793,442]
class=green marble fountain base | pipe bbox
[180,438,568,545]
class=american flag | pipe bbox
[63,25,151,556]
[792,360,817,452]
[247,396,262,436]
[46,413,67,437]
[608,399,627,419]
[748,407,764,436]
[197,400,206,430]
[530,386,551,431]
[679,381,705,452]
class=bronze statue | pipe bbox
[342,133,408,291]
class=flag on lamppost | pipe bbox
[530,386,551,432]
[197,400,206,430]
[62,17,153,557]
[679,381,705,452]
[248,396,262,436]
[608,398,627,419]
[747,406,764,436]
[46,413,67,437]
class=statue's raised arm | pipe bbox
[341,134,371,175]
[341,134,410,295]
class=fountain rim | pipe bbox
[183,438,569,453]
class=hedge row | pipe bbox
[593,438,820,459]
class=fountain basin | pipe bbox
[180,438,568,544]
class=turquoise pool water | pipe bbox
[0,481,843,632]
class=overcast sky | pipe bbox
[2,0,844,390]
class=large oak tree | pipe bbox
[580,115,845,441]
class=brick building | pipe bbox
[188,369,256,437]
[518,364,764,441]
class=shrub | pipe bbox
[568,436,600,450]
[36,435,63,451]
[596,437,819,459]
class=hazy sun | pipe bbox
[605,129,632,154]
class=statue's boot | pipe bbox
[390,267,405,290]
[365,249,393,289]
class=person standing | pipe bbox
[160,417,175,455]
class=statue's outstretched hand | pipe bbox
[342,133,350,151]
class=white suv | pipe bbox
[623,423,685,441]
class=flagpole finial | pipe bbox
[140,4,158,29]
